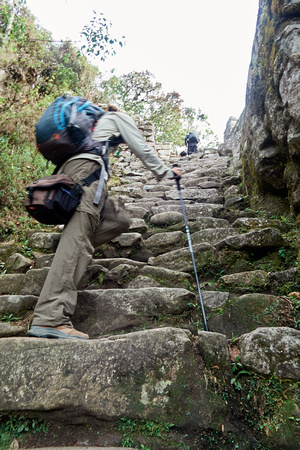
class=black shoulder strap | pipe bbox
[68,167,102,203]
[81,168,101,187]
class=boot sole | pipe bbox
[27,326,88,340]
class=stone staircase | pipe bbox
[0,150,299,449]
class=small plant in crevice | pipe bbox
[198,429,257,450]
[0,313,20,323]
[182,279,196,293]
[278,247,286,260]
[98,272,104,285]
[231,356,251,390]
[19,238,33,258]
[286,292,300,329]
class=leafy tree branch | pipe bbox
[80,10,125,61]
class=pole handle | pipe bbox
[172,163,181,189]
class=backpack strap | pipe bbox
[92,165,105,205]
[71,165,105,206]
[92,142,109,205]
[88,139,123,203]
[80,168,101,187]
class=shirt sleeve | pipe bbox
[92,112,175,181]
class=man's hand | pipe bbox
[171,166,182,179]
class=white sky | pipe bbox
[25,0,259,141]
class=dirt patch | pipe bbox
[13,421,211,449]
[228,343,240,362]
[17,311,34,332]
[19,422,122,449]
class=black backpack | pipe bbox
[188,132,199,143]
[36,95,106,167]
[24,169,102,225]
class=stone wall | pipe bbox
[124,117,176,161]
[135,117,156,150]
[135,118,178,160]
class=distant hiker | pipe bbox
[28,105,182,340]
[185,131,199,155]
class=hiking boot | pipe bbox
[27,325,89,340]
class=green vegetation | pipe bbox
[118,418,173,449]
[80,10,125,59]
[0,313,20,322]
[228,357,300,443]
[0,134,53,241]
[200,356,300,449]
[0,414,49,449]
[0,3,299,450]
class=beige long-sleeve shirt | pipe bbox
[92,111,175,181]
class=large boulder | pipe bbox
[208,293,289,338]
[218,271,269,293]
[140,265,193,288]
[216,228,285,251]
[0,294,37,316]
[0,268,49,296]
[0,328,227,427]
[144,231,185,255]
[5,253,32,274]
[165,188,221,203]
[151,204,223,220]
[239,327,300,379]
[191,228,238,246]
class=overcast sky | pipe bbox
[25,0,259,141]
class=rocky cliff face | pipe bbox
[225,0,300,219]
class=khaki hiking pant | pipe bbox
[31,159,130,327]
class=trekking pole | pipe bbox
[172,164,209,331]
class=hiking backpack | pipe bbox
[25,95,126,225]
[187,131,199,143]
[36,95,106,167]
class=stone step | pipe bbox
[0,328,229,427]
[3,280,299,339]
[1,326,298,432]
[151,203,224,219]
[73,287,195,336]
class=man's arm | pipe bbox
[93,111,181,181]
